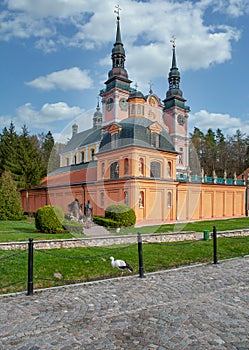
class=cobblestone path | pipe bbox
[0,257,248,349]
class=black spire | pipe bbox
[166,41,182,98]
[107,12,129,80]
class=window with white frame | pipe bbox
[139,191,144,208]
[101,192,105,208]
[124,158,129,175]
[124,191,129,205]
[167,161,172,178]
[110,161,119,179]
[151,132,159,148]
[81,151,84,163]
[150,161,161,178]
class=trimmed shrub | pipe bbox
[93,215,120,228]
[105,204,136,227]
[35,205,64,233]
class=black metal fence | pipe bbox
[0,226,248,296]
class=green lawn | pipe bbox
[120,217,249,235]
[0,216,249,295]
[0,236,249,295]
[0,218,84,242]
[0,217,249,242]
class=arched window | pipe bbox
[66,158,69,166]
[167,192,172,208]
[137,104,141,115]
[139,191,144,208]
[101,162,105,178]
[110,162,119,179]
[131,104,135,114]
[111,133,118,148]
[124,191,129,205]
[167,161,172,178]
[73,155,77,164]
[151,132,159,148]
[101,192,105,208]
[91,148,95,160]
[81,151,84,163]
[124,158,129,175]
[150,161,161,178]
[139,158,144,176]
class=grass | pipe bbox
[0,216,249,295]
[120,217,249,235]
[0,217,249,242]
[0,235,249,295]
[0,218,85,242]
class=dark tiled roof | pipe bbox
[62,128,101,153]
[99,117,176,153]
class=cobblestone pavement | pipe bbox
[0,257,249,350]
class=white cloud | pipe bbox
[26,67,93,91]
[189,109,249,136]
[5,0,97,18]
[1,0,242,70]
[212,0,249,17]
[16,102,85,128]
[0,103,94,142]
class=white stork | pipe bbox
[110,256,133,274]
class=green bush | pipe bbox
[35,205,64,233]
[105,204,136,227]
[93,215,120,228]
[0,171,23,220]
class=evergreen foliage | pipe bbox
[35,205,64,233]
[0,171,23,220]
[0,123,18,175]
[39,131,60,174]
[105,204,136,227]
[189,127,249,177]
[0,123,60,189]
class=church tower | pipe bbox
[100,7,132,124]
[163,40,190,177]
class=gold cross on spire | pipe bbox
[114,5,122,19]
[170,35,176,48]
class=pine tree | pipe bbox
[41,131,60,174]
[5,125,44,188]
[0,171,23,220]
[0,122,18,176]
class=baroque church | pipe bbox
[20,13,245,225]
[60,15,189,177]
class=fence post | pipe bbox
[137,232,145,278]
[27,238,34,296]
[213,226,218,264]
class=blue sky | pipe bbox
[1,0,249,142]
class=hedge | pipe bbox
[105,204,136,227]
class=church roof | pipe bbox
[99,117,176,153]
[62,128,101,153]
